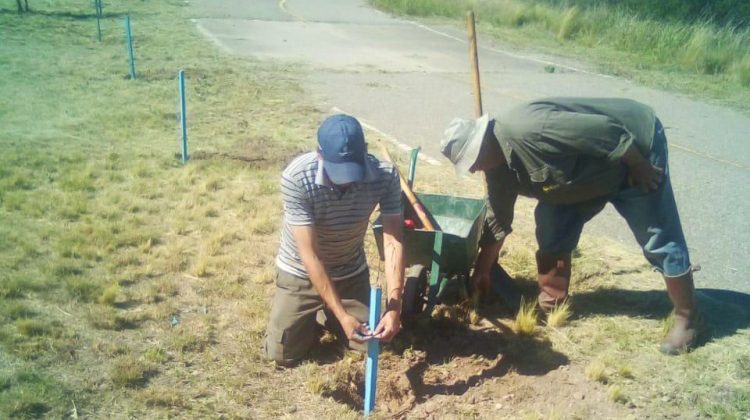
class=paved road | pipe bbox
[190,0,750,293]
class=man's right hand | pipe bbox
[627,160,664,192]
[339,313,371,343]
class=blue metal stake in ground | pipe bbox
[179,70,189,164]
[95,0,102,42]
[124,15,136,80]
[364,287,382,416]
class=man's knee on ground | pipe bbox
[263,324,317,366]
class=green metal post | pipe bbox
[95,0,102,42]
[426,231,443,313]
[179,70,188,164]
[125,15,136,80]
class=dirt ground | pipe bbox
[312,306,634,419]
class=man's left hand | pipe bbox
[622,144,664,192]
[372,309,401,342]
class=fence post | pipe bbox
[179,70,189,164]
[125,15,136,80]
[364,287,382,416]
[95,0,102,42]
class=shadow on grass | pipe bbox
[497,259,750,346]
[571,287,750,345]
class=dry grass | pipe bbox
[585,361,608,384]
[514,297,539,336]
[110,356,150,388]
[607,385,627,404]
[545,299,571,328]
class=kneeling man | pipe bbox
[265,114,404,365]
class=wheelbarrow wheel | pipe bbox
[402,264,428,318]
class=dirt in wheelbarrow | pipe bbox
[313,303,629,419]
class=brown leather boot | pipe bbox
[536,252,572,313]
[660,271,700,355]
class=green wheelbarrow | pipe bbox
[372,148,488,317]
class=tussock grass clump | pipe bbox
[64,276,103,302]
[144,346,169,364]
[110,356,150,388]
[557,6,582,40]
[142,388,188,409]
[514,297,538,336]
[2,301,35,320]
[607,385,627,404]
[0,276,46,299]
[16,319,52,337]
[87,307,139,331]
[585,361,608,384]
[545,299,571,328]
[168,330,209,354]
[617,365,634,379]
[98,284,120,306]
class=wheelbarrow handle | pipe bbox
[379,143,436,231]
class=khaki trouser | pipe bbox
[264,268,370,365]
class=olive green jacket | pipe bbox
[484,97,656,242]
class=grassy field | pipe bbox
[370,0,750,113]
[1,0,749,419]
[0,1,321,417]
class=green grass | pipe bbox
[0,0,314,417]
[370,0,750,111]
[0,369,70,419]
[110,356,150,388]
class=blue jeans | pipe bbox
[535,120,691,277]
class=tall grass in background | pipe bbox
[371,0,750,91]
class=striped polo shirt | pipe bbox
[276,152,402,280]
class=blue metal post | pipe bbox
[95,0,102,42]
[125,15,136,80]
[364,287,382,416]
[179,70,189,164]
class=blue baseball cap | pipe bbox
[317,114,367,184]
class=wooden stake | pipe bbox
[466,10,491,193]
[378,143,436,231]
[466,11,483,117]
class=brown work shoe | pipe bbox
[659,310,703,355]
[536,252,572,313]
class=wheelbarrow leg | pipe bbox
[426,231,443,314]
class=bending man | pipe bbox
[441,97,698,355]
